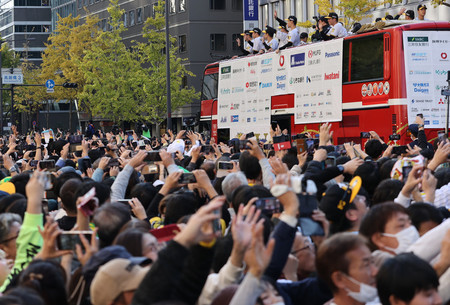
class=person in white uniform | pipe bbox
[277,15,300,52]
[250,28,264,54]
[261,25,278,53]
[325,12,348,39]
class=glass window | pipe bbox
[284,0,292,17]
[89,0,93,5]
[101,18,107,31]
[129,10,135,26]
[83,0,88,7]
[210,0,225,10]
[232,0,242,10]
[136,8,143,23]
[178,35,187,53]
[345,35,384,83]
[169,0,175,14]
[232,33,240,50]
[123,12,127,27]
[262,4,268,27]
[210,34,226,51]
[179,0,185,12]
[202,73,218,100]
[295,0,302,21]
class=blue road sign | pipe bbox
[45,79,55,89]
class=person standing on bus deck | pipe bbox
[416,4,428,21]
[312,17,332,42]
[273,10,289,48]
[250,28,264,54]
[300,32,308,45]
[276,15,300,53]
[325,12,348,38]
[236,30,253,56]
[261,26,279,53]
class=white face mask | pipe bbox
[344,275,378,303]
[382,225,420,255]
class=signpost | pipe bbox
[45,79,55,93]
[1,68,23,84]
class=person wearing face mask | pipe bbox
[377,253,442,305]
[316,233,379,305]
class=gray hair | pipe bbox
[222,172,248,202]
[0,213,22,242]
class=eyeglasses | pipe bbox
[290,242,314,255]
[0,234,19,244]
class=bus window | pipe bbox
[347,34,384,83]
[201,73,218,101]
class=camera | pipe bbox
[389,134,401,141]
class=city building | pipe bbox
[0,0,51,63]
[76,0,243,132]
[51,0,77,31]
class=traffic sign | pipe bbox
[1,68,23,84]
[45,79,55,93]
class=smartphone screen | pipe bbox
[360,132,370,138]
[39,160,55,170]
[299,218,324,236]
[144,151,162,162]
[201,145,212,153]
[296,139,308,154]
[218,161,234,170]
[255,197,282,214]
[325,157,336,168]
[178,173,196,184]
[212,209,222,236]
[57,231,93,250]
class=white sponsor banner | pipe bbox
[289,39,343,124]
[403,31,450,128]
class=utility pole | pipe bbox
[165,0,172,131]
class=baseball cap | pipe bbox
[250,27,262,35]
[262,25,276,36]
[407,124,419,137]
[285,15,297,24]
[417,4,427,10]
[319,176,362,222]
[404,10,415,19]
[278,24,287,30]
[318,16,329,23]
[240,29,251,36]
[0,182,15,194]
[325,12,339,19]
[300,32,308,39]
[90,258,150,305]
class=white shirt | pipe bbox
[328,22,348,38]
[276,30,288,48]
[244,40,253,53]
[266,38,279,51]
[252,36,264,52]
[288,27,300,46]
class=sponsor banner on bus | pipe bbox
[288,39,343,124]
[403,31,450,128]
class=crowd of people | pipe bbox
[236,5,430,56]
[0,116,448,305]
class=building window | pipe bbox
[181,76,187,88]
[89,0,93,5]
[78,0,82,8]
[123,12,128,27]
[178,35,187,53]
[178,0,185,12]
[210,0,225,10]
[232,33,240,50]
[136,8,143,23]
[151,3,156,18]
[210,34,226,51]
[169,0,176,14]
[231,0,242,10]
[129,10,135,26]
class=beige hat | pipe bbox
[90,258,150,305]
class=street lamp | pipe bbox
[165,0,172,131]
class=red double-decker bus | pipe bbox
[200,21,450,145]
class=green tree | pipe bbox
[136,1,199,125]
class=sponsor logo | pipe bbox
[220,116,227,123]
[436,69,447,76]
[221,66,231,74]
[276,75,286,81]
[220,88,231,95]
[411,99,433,104]
[221,74,231,80]
[290,76,304,84]
[432,39,449,44]
[277,83,286,90]
[232,87,244,93]
[409,70,431,75]
[230,103,239,110]
[326,112,333,116]
[261,58,272,65]
[232,68,243,74]
[441,52,448,60]
[378,82,383,95]
[412,82,430,94]
[408,37,428,42]
[259,82,272,88]
[326,102,332,105]
[307,74,322,82]
[407,36,429,47]
[433,120,439,125]
[303,104,309,107]
[325,51,340,58]
[424,120,430,125]
[431,108,440,112]
[308,59,320,65]
[248,61,257,67]
[261,68,272,73]
[279,55,285,66]
[367,83,373,96]
[362,84,367,97]
[311,92,316,96]
[383,82,390,95]
[372,83,378,96]
[324,72,339,80]
[318,91,324,96]
[250,69,256,74]
[308,49,321,58]
[290,53,305,67]
[246,81,258,88]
